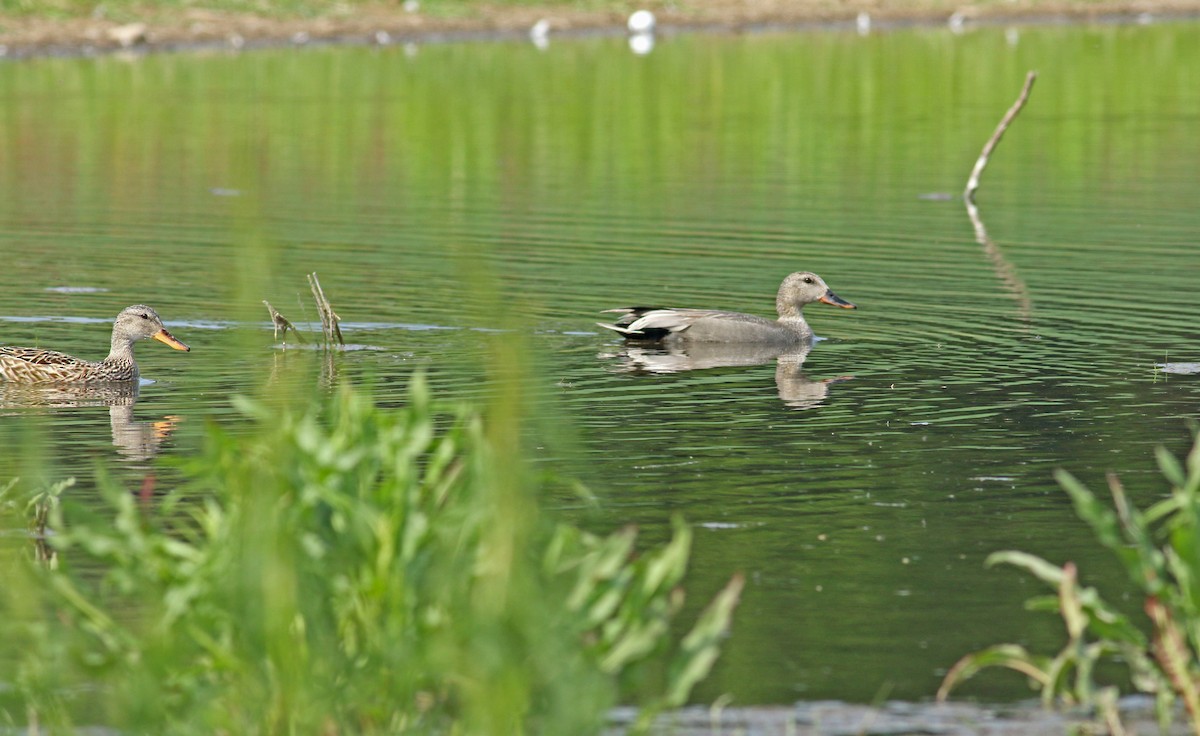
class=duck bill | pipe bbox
[820,290,857,309]
[152,328,191,352]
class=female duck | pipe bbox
[0,305,190,383]
[599,271,856,345]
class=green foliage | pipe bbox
[0,376,740,734]
[940,435,1200,733]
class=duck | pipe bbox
[598,271,856,344]
[0,305,190,383]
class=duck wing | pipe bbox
[598,307,738,339]
[0,347,92,382]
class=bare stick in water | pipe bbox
[307,273,344,346]
[964,71,1037,202]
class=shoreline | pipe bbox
[608,696,1186,735]
[1,2,1199,59]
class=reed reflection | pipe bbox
[967,199,1033,325]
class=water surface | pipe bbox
[1,19,1199,704]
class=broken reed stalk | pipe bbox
[964,71,1037,203]
[307,272,344,346]
[263,300,305,343]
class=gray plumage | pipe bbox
[598,271,856,345]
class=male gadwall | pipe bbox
[0,305,190,383]
[599,271,856,344]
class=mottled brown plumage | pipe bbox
[0,305,190,383]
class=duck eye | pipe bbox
[139,313,150,320]
[803,277,814,284]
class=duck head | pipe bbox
[112,305,190,352]
[777,272,857,316]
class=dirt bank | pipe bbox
[1,0,1199,57]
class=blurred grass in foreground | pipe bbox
[0,372,741,733]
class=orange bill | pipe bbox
[152,328,191,352]
[820,290,857,309]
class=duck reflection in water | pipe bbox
[0,382,181,462]
[601,341,852,410]
[597,271,857,409]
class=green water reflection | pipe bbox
[1,19,1199,704]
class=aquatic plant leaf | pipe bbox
[1188,441,1200,496]
[1146,596,1200,729]
[229,394,271,421]
[937,644,1051,701]
[1023,587,1146,648]
[1057,469,1164,593]
[985,550,1064,585]
[1106,472,1171,594]
[663,572,744,707]
[1024,594,1061,613]
[1159,446,1188,488]
[1044,649,1078,706]
[600,619,671,673]
[640,517,691,597]
[1059,563,1086,641]
[1055,469,1124,550]
[1081,606,1147,648]
[1163,545,1200,625]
